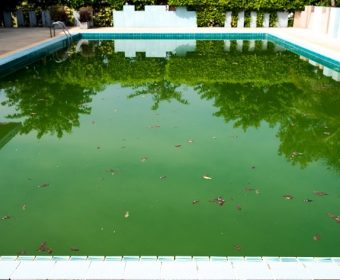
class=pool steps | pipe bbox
[1,256,340,279]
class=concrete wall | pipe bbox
[113,5,197,28]
[294,6,340,39]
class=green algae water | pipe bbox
[0,40,339,257]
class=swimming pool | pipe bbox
[0,37,339,257]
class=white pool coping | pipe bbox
[1,256,340,279]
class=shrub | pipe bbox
[93,6,112,27]
[79,6,92,22]
[50,5,74,25]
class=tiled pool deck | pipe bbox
[1,256,340,280]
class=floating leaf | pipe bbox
[313,234,321,241]
[245,187,255,192]
[202,175,212,180]
[236,205,242,211]
[140,156,148,163]
[192,200,199,205]
[149,125,160,128]
[22,204,27,211]
[70,247,80,252]
[282,194,294,200]
[187,139,193,144]
[233,244,241,252]
[37,242,48,252]
[1,215,11,220]
[314,191,328,196]
[124,211,129,218]
[255,189,261,195]
[37,183,49,188]
[106,169,117,175]
[328,213,340,223]
[304,199,313,203]
[210,196,225,206]
[175,144,182,148]
[160,176,167,180]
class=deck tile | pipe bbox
[196,261,235,280]
[233,261,273,279]
[161,261,198,280]
[11,260,55,280]
[0,260,20,279]
[124,260,161,279]
[48,260,91,279]
[268,261,312,280]
[86,260,126,279]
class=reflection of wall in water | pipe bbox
[114,40,196,58]
[300,56,340,82]
[223,40,272,52]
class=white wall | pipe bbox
[328,7,340,39]
[113,5,197,28]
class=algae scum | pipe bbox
[0,40,339,256]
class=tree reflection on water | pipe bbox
[0,40,339,170]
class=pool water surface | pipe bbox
[0,39,339,257]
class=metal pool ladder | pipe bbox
[50,21,72,45]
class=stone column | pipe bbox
[263,13,270,27]
[16,9,25,26]
[28,11,37,27]
[250,12,257,28]
[276,11,289,27]
[237,11,244,28]
[42,10,51,27]
[3,12,12,27]
[224,11,232,27]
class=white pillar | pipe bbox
[276,11,289,27]
[3,12,12,27]
[250,12,257,28]
[237,11,244,28]
[224,11,232,27]
[263,13,270,27]
[262,40,268,50]
[16,9,25,26]
[28,11,37,27]
[42,10,51,27]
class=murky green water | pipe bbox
[0,40,339,257]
